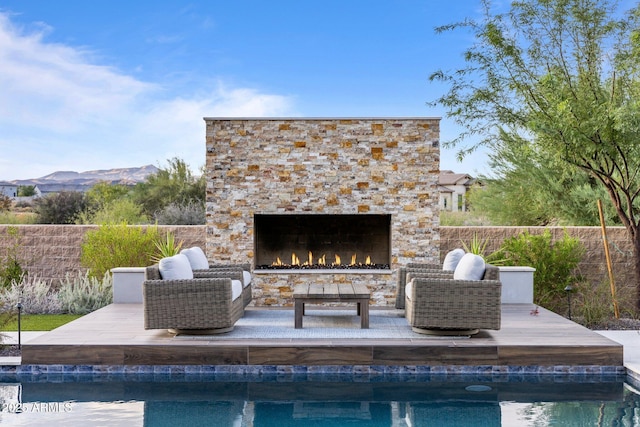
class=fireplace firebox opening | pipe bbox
[254,214,391,270]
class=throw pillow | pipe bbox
[442,248,465,271]
[159,254,194,280]
[453,253,486,281]
[180,247,209,271]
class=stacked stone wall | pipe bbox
[205,118,441,306]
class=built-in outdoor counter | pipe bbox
[499,266,535,304]
[111,267,146,304]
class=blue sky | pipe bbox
[0,0,491,181]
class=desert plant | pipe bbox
[151,231,184,263]
[80,223,160,278]
[58,271,113,314]
[0,226,26,288]
[154,201,205,225]
[573,280,618,327]
[77,198,149,225]
[460,233,508,265]
[0,195,11,211]
[0,275,62,314]
[0,302,17,350]
[33,191,88,224]
[499,230,585,310]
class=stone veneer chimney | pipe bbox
[205,117,440,307]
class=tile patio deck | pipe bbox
[18,303,624,369]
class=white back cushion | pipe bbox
[159,254,194,280]
[231,279,243,301]
[180,247,209,270]
[442,248,465,271]
[242,271,252,288]
[453,253,486,281]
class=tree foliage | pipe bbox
[17,185,36,197]
[132,158,205,218]
[33,191,88,224]
[430,0,640,311]
[468,136,620,226]
[80,224,160,278]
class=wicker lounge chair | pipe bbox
[396,263,454,309]
[181,247,254,308]
[405,264,502,335]
[143,264,244,335]
[193,265,252,308]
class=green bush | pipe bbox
[58,271,113,314]
[499,229,585,310]
[34,191,88,224]
[77,198,149,225]
[80,223,160,278]
[0,226,26,288]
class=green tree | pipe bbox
[33,191,88,224]
[430,0,640,312]
[17,185,36,197]
[468,138,620,226]
[85,181,130,210]
[77,198,149,225]
[132,158,205,218]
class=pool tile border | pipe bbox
[0,364,628,383]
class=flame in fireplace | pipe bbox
[270,251,375,268]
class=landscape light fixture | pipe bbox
[16,301,22,349]
[564,285,575,320]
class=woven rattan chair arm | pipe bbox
[193,269,243,281]
[406,263,442,269]
[208,263,251,271]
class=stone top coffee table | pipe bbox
[293,283,370,329]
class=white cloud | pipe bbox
[0,12,297,180]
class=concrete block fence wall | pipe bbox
[0,224,633,294]
[0,225,205,284]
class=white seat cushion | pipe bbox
[453,253,486,281]
[242,271,252,288]
[159,254,194,280]
[231,279,243,301]
[180,247,209,270]
[442,248,465,271]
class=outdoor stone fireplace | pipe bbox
[204,117,440,307]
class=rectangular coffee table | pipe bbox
[293,283,370,329]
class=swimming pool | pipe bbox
[0,369,638,426]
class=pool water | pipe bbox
[0,372,638,426]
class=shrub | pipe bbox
[0,226,26,288]
[154,202,205,225]
[58,271,113,314]
[0,195,11,211]
[80,223,160,278]
[77,198,150,225]
[0,276,62,314]
[151,231,184,263]
[572,280,617,327]
[499,229,585,310]
[34,191,88,224]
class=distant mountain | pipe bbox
[10,165,159,186]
